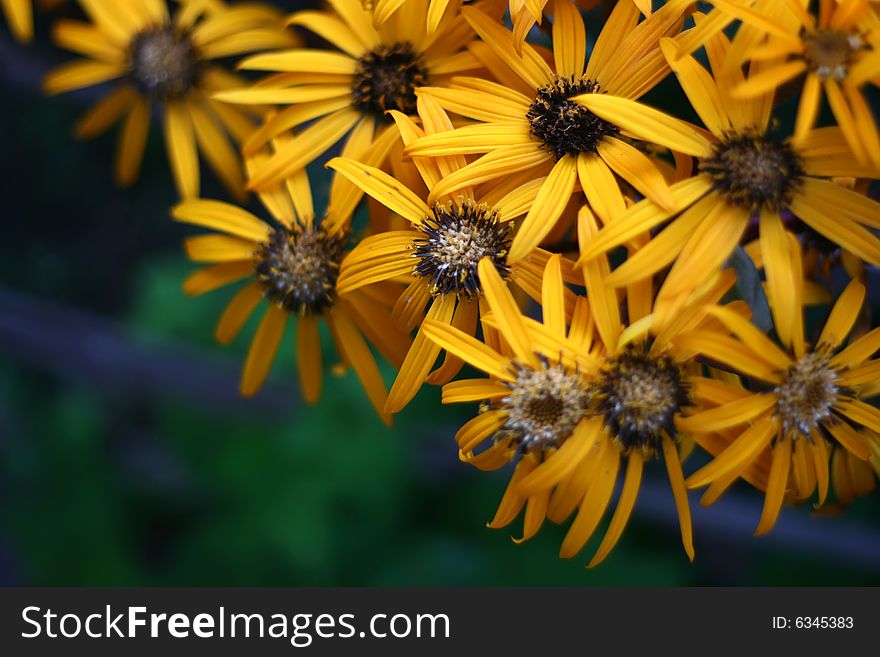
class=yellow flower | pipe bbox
[406,0,692,262]
[172,135,412,425]
[424,212,739,566]
[218,0,485,192]
[677,240,880,535]
[576,33,880,337]
[326,94,577,414]
[43,0,296,198]
[683,0,880,167]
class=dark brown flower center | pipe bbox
[699,131,804,213]
[254,225,345,316]
[774,352,839,437]
[498,358,589,452]
[351,42,427,116]
[803,28,864,81]
[412,201,512,299]
[594,348,690,454]
[527,76,619,160]
[129,25,201,100]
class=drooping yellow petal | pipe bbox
[825,418,871,460]
[508,155,578,263]
[578,176,712,262]
[677,394,777,434]
[164,102,200,199]
[559,440,620,558]
[676,329,783,383]
[215,282,263,345]
[541,254,566,340]
[385,294,457,413]
[184,234,256,263]
[588,451,643,567]
[478,258,538,366]
[295,314,322,405]
[114,96,151,187]
[172,199,270,243]
[248,109,361,190]
[598,137,674,209]
[240,304,288,397]
[183,261,253,296]
[819,280,865,349]
[488,454,537,528]
[754,435,792,535]
[686,416,777,488]
[571,94,713,157]
[790,193,880,265]
[329,306,392,426]
[327,158,431,224]
[577,207,621,350]
[703,306,792,371]
[517,420,600,496]
[576,152,627,225]
[441,378,510,404]
[604,192,716,287]
[662,435,695,561]
[43,60,125,95]
[423,319,514,381]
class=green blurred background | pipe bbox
[1,1,880,587]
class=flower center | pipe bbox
[699,131,804,213]
[594,349,690,454]
[499,359,589,452]
[802,29,864,81]
[254,225,346,316]
[351,42,427,116]
[129,25,201,100]
[774,352,839,437]
[527,76,619,160]
[412,201,512,299]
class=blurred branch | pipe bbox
[0,286,297,416]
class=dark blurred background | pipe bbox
[1,1,879,587]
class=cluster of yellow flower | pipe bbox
[14,0,880,566]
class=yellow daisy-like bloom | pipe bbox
[326,94,578,414]
[172,131,412,425]
[407,0,692,263]
[689,0,880,167]
[423,211,741,566]
[576,33,880,337]
[677,240,880,535]
[218,0,487,192]
[43,0,296,199]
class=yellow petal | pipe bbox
[686,416,777,488]
[327,158,430,224]
[164,102,200,199]
[478,258,538,366]
[754,435,792,535]
[588,451,643,567]
[422,319,513,381]
[571,94,713,157]
[677,393,776,434]
[172,199,269,242]
[517,420,600,496]
[240,304,287,397]
[508,155,578,262]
